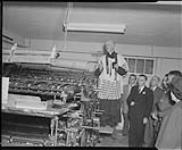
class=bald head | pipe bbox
[103,40,116,54]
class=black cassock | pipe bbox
[127,85,153,147]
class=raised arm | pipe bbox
[115,54,128,76]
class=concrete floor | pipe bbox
[96,131,128,147]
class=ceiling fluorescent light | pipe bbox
[156,1,182,5]
[63,23,126,34]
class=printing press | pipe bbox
[1,63,102,147]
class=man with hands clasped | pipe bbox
[127,75,153,147]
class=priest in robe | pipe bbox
[95,40,128,130]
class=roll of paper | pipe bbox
[15,100,47,110]
[8,94,41,103]
[2,77,9,105]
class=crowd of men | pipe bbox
[95,40,182,149]
[123,71,182,149]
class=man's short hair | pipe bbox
[139,74,148,81]
[129,74,137,80]
[152,75,161,82]
[164,73,168,78]
[167,70,182,77]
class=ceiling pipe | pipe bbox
[63,2,73,52]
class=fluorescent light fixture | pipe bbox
[63,23,126,34]
[156,1,182,5]
[134,1,182,5]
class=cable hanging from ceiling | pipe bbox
[63,2,73,51]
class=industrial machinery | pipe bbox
[2,63,102,147]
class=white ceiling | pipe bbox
[3,2,182,47]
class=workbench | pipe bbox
[1,103,69,146]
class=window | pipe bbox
[145,59,153,74]
[125,57,154,75]
[127,58,135,73]
[136,59,144,74]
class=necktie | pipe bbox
[139,87,142,93]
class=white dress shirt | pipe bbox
[139,86,145,93]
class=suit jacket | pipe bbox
[123,84,133,113]
[152,87,164,113]
[127,85,154,119]
[155,101,182,149]
[143,87,164,147]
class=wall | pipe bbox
[28,39,182,58]
[2,29,27,49]
[2,35,182,82]
[25,39,182,82]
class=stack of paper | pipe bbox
[8,94,41,103]
[15,100,47,110]
[7,94,47,110]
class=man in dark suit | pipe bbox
[122,74,137,136]
[127,74,153,147]
[143,75,164,147]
